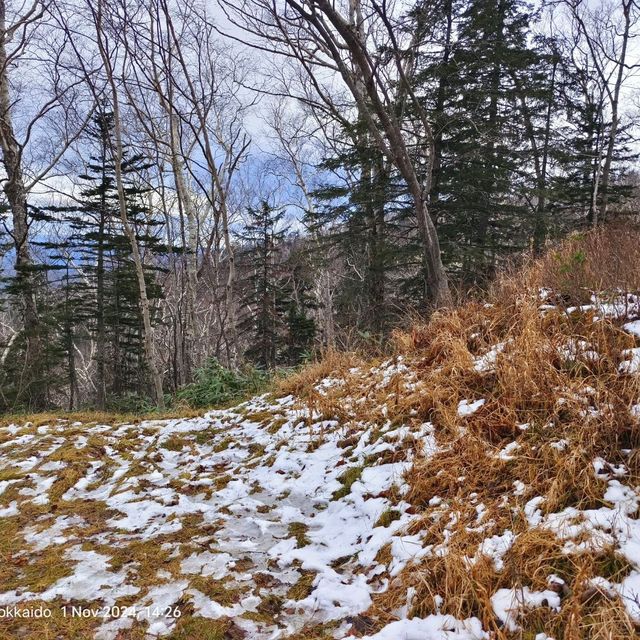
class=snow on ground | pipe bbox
[1,293,640,638]
[0,360,440,639]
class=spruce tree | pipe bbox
[48,111,167,406]
[282,246,316,365]
[552,54,637,229]
[309,128,413,334]
[238,201,289,369]
[415,0,540,281]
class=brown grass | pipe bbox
[287,226,640,638]
[0,406,204,429]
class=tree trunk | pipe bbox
[0,0,43,407]
[92,1,165,407]
[429,0,453,212]
[340,0,450,308]
[597,0,632,224]
[95,132,107,409]
[168,114,198,382]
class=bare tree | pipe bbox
[563,0,640,225]
[218,0,451,307]
[0,0,93,406]
[265,101,338,348]
[126,0,253,365]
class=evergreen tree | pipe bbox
[552,53,637,230]
[0,208,60,411]
[309,128,416,334]
[238,201,289,369]
[282,246,316,365]
[415,0,541,281]
[48,111,167,406]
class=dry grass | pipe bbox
[287,226,640,638]
[2,225,639,639]
[0,406,204,430]
[276,350,363,399]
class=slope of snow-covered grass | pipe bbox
[2,228,640,639]
[0,361,445,639]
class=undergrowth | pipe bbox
[175,358,270,408]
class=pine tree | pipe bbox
[0,210,58,410]
[47,111,167,406]
[238,201,289,369]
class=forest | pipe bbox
[0,0,638,413]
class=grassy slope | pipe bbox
[2,226,640,639]
[278,226,640,638]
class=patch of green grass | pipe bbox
[0,467,24,481]
[175,357,269,409]
[169,616,231,640]
[596,549,634,581]
[242,610,274,624]
[189,576,246,606]
[161,435,190,451]
[332,466,363,500]
[374,508,402,528]
[7,545,75,592]
[213,437,234,453]
[194,428,223,445]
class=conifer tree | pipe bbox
[282,247,316,365]
[238,201,289,369]
[49,111,167,406]
[309,130,412,334]
[416,0,540,281]
[552,52,637,229]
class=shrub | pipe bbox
[175,358,269,408]
[106,391,158,414]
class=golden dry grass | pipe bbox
[288,225,640,638]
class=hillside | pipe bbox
[1,228,640,639]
